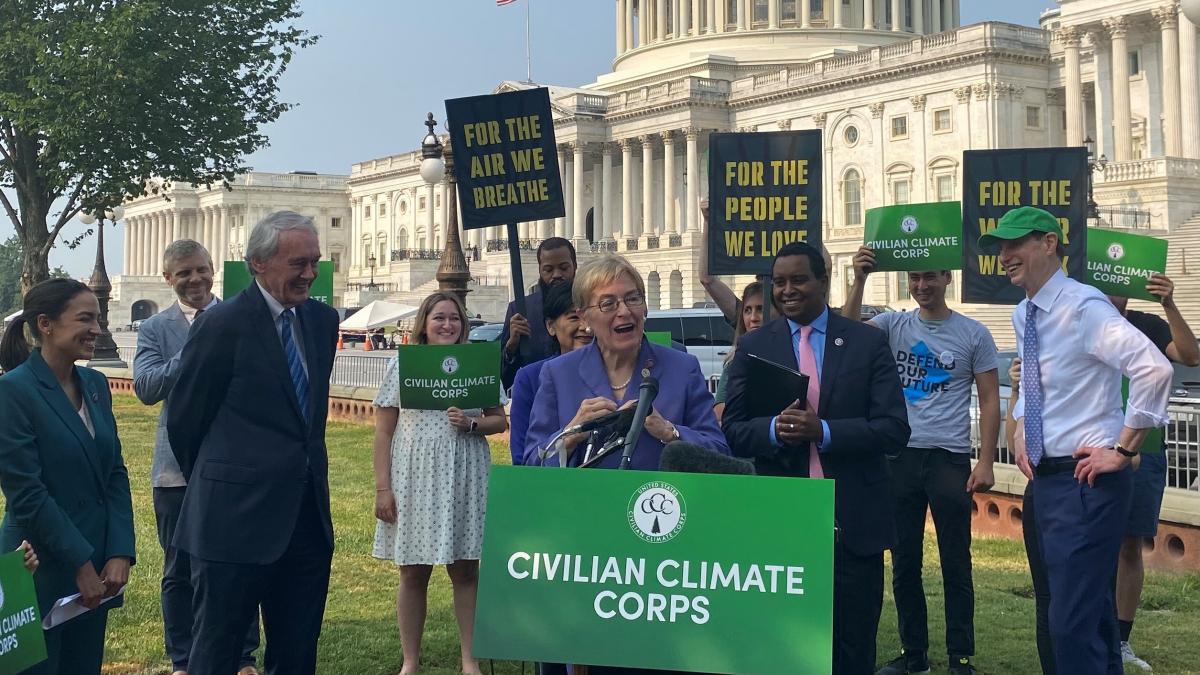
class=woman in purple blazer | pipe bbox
[525,255,729,469]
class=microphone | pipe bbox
[618,376,660,470]
[659,441,756,475]
[562,406,637,436]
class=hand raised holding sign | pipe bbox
[505,313,532,355]
[852,246,877,282]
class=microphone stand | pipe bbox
[618,377,659,470]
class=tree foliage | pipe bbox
[0,0,315,290]
[0,236,69,315]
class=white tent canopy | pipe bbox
[339,301,418,331]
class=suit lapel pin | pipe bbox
[641,367,651,378]
[834,337,845,347]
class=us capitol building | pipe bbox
[113,0,1200,347]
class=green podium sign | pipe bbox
[474,467,835,674]
[396,342,501,410]
[222,260,334,305]
[0,550,46,674]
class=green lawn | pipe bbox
[9,394,1200,674]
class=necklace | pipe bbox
[610,375,632,391]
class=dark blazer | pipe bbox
[722,312,909,555]
[0,350,136,615]
[526,339,729,470]
[499,287,555,390]
[167,282,338,565]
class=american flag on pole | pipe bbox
[497,0,517,5]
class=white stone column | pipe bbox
[1106,17,1133,161]
[834,0,844,28]
[218,207,229,268]
[572,141,586,240]
[593,150,605,241]
[931,0,941,32]
[707,0,717,32]
[801,0,811,27]
[149,213,161,274]
[675,0,686,38]
[865,0,875,29]
[639,0,649,46]
[891,0,902,31]
[769,0,779,28]
[712,0,722,32]
[685,128,700,233]
[692,0,702,34]
[641,134,656,235]
[621,139,635,238]
[121,217,132,276]
[617,0,627,53]
[913,0,923,33]
[737,0,747,30]
[560,146,573,238]
[169,210,180,244]
[662,131,677,233]
[656,0,666,40]
[1181,9,1200,159]
[601,144,615,239]
[127,218,138,275]
[1155,5,1183,157]
[1061,27,1084,147]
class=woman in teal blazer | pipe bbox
[0,279,136,674]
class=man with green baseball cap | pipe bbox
[977,205,1063,249]
[995,202,1172,674]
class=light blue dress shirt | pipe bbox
[768,307,833,450]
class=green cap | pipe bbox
[977,206,1063,249]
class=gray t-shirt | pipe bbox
[871,310,999,453]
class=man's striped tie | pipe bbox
[280,309,310,424]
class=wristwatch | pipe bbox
[1115,443,1137,458]
[667,424,680,442]
[468,418,479,434]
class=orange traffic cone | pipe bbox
[336,334,344,350]
[363,336,373,351]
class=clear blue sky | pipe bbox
[8,0,1055,276]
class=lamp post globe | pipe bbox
[1182,0,1200,25]
[79,212,96,225]
[420,113,471,307]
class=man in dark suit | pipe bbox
[168,211,339,675]
[499,237,577,390]
[723,242,910,675]
[133,239,260,675]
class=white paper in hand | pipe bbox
[42,586,125,629]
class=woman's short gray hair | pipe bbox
[244,210,319,275]
[161,239,212,274]
[572,254,646,310]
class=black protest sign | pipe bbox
[962,147,1088,304]
[445,87,565,231]
[707,131,823,275]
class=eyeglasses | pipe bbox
[587,293,645,314]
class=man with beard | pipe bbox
[723,242,910,674]
[499,237,577,389]
[841,250,1000,675]
[133,240,261,675]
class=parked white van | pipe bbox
[643,307,734,382]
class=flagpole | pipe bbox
[525,0,533,82]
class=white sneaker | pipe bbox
[1121,641,1153,671]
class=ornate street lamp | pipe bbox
[1084,136,1109,222]
[366,251,379,291]
[81,205,127,367]
[420,113,471,307]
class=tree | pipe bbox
[0,1,314,291]
[0,236,69,315]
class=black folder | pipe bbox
[744,352,810,417]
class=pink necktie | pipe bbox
[797,325,825,479]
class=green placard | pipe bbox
[396,342,501,410]
[646,331,672,347]
[222,260,335,305]
[1085,228,1168,302]
[864,202,963,271]
[0,550,47,674]
[474,467,835,673]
